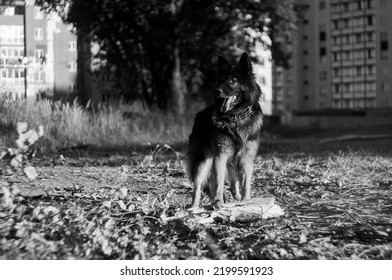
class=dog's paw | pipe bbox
[212,200,223,211]
[189,203,200,210]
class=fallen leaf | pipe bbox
[118,200,127,210]
[24,166,38,180]
[299,232,307,244]
[16,122,28,134]
[101,239,112,255]
[102,201,111,208]
[10,154,23,168]
[119,187,128,198]
[1,186,13,208]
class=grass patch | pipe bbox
[0,97,197,151]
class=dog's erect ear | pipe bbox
[218,55,231,79]
[236,52,253,74]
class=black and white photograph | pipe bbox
[0,0,391,278]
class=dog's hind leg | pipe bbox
[191,157,213,208]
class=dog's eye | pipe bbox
[230,78,237,84]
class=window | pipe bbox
[259,76,266,85]
[319,0,326,10]
[68,41,77,51]
[320,71,327,80]
[69,83,79,92]
[320,47,327,63]
[335,84,339,93]
[0,46,24,58]
[319,24,326,41]
[287,73,293,83]
[275,72,283,82]
[356,34,362,43]
[320,86,328,96]
[4,7,15,16]
[35,49,45,59]
[381,32,389,59]
[34,71,45,83]
[68,62,77,72]
[0,25,24,45]
[381,83,390,93]
[34,7,44,19]
[319,31,326,41]
[367,15,374,26]
[34,28,44,40]
[357,0,363,10]
[367,48,375,58]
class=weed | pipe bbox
[0,97,197,150]
[0,122,43,180]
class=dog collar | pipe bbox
[213,106,254,128]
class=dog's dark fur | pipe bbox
[187,52,263,209]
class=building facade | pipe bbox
[0,0,78,100]
[253,39,273,115]
[276,0,392,114]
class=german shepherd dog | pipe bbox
[187,52,263,209]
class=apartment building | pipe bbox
[253,38,273,115]
[0,0,78,100]
[275,0,392,114]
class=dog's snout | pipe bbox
[215,89,223,97]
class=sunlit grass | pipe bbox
[0,97,197,150]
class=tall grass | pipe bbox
[0,97,198,150]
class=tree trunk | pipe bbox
[169,42,185,115]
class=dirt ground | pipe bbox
[1,127,392,259]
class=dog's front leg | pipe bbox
[191,157,213,209]
[241,139,259,200]
[213,153,230,209]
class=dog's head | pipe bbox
[215,52,259,113]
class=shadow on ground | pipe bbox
[32,125,392,168]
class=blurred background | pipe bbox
[1,0,391,150]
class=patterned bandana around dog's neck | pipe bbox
[213,106,254,128]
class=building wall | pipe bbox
[0,3,25,99]
[25,4,48,97]
[253,40,273,115]
[53,18,78,100]
[375,0,392,108]
[279,0,392,113]
[0,0,78,100]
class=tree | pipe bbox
[36,0,302,114]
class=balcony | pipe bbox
[0,58,20,67]
[0,57,47,68]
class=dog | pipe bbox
[187,52,263,209]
